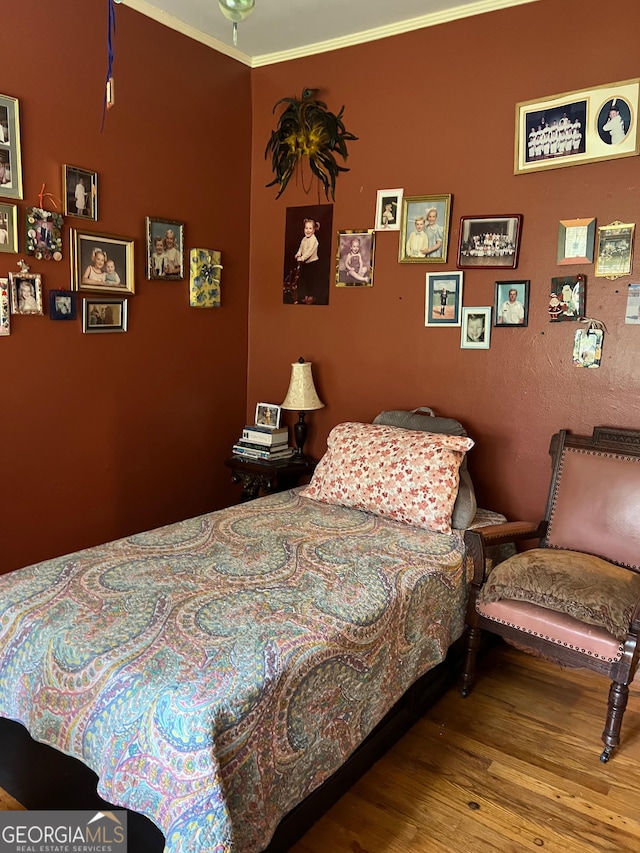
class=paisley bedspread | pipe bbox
[0,490,486,852]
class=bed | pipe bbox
[0,418,510,852]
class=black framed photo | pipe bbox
[494,280,529,326]
[0,93,22,200]
[457,215,522,270]
[146,217,184,280]
[82,297,128,333]
[49,290,77,321]
[549,274,586,322]
[63,165,98,220]
[335,229,374,286]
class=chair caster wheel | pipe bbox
[600,747,612,763]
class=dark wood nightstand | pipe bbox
[225,455,317,503]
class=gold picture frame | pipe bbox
[63,165,98,220]
[515,78,640,175]
[594,220,635,280]
[399,194,452,263]
[70,229,135,295]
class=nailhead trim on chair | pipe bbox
[478,609,624,663]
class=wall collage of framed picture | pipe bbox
[0,90,223,338]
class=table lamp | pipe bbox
[281,357,324,459]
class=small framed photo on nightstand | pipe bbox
[255,403,282,428]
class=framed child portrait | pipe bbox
[9,271,43,315]
[336,229,374,286]
[460,306,491,349]
[494,280,529,326]
[425,271,463,326]
[374,188,403,231]
[0,202,17,253]
[255,403,282,429]
[399,194,452,263]
[0,94,23,200]
[71,229,135,295]
[63,165,98,220]
[49,290,77,321]
[82,297,128,333]
[457,215,522,269]
[146,217,184,280]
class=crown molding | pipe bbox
[122,0,539,69]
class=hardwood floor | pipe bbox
[3,643,639,851]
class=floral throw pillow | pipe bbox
[301,422,474,534]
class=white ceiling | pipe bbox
[123,0,539,67]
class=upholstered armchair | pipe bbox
[461,426,640,762]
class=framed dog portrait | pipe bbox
[399,194,452,263]
[336,229,374,287]
[9,271,43,315]
[457,215,522,270]
[63,165,98,220]
[146,217,184,280]
[460,307,491,349]
[71,229,135,295]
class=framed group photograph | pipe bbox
[49,290,77,321]
[146,217,184,280]
[557,218,595,265]
[255,403,282,429]
[594,220,635,279]
[399,194,452,263]
[70,229,135,294]
[548,274,586,321]
[0,203,17,253]
[457,214,522,269]
[515,78,640,175]
[425,271,463,326]
[9,271,43,315]
[63,165,98,220]
[82,297,128,333]
[26,207,64,261]
[374,188,403,231]
[494,280,529,326]
[336,229,374,286]
[0,94,22,200]
[460,306,492,349]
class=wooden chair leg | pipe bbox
[460,626,481,698]
[600,680,629,762]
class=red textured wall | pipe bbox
[247,0,640,523]
[3,1,251,573]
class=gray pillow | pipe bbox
[373,410,477,529]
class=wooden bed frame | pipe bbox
[0,638,466,852]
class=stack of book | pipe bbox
[232,424,294,462]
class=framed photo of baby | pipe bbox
[399,194,452,264]
[146,217,184,280]
[71,229,135,295]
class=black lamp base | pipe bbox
[293,411,308,459]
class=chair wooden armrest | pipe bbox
[464,521,544,586]
[631,599,640,633]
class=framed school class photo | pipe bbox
[336,229,374,287]
[82,297,128,333]
[594,220,635,279]
[146,217,184,280]
[557,217,595,265]
[425,271,463,327]
[71,229,135,295]
[0,94,23,200]
[374,188,403,231]
[49,290,77,321]
[399,194,452,263]
[494,280,529,326]
[26,207,64,261]
[0,203,17,253]
[515,78,640,175]
[63,165,98,220]
[457,214,522,269]
[255,403,282,429]
[460,306,491,349]
[9,271,43,315]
